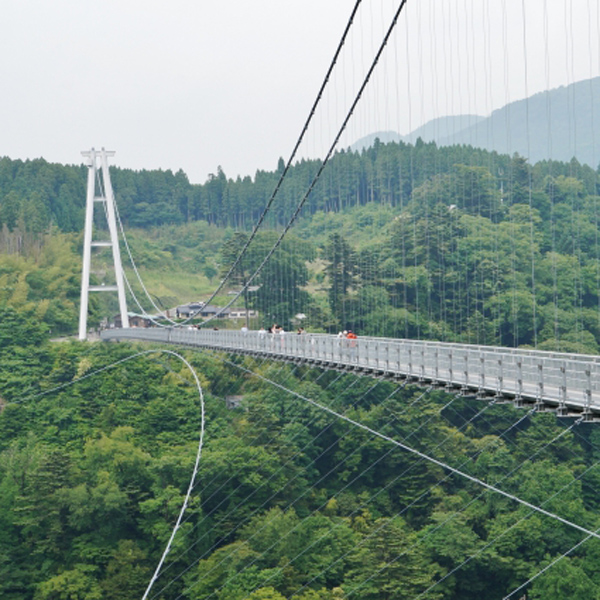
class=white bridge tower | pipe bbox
[78,148,129,340]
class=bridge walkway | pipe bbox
[101,328,600,419]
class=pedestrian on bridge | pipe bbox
[346,330,358,362]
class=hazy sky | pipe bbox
[1,1,599,183]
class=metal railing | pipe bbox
[101,328,600,416]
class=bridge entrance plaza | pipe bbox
[101,328,600,420]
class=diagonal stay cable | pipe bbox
[406,460,600,600]
[254,399,589,599]
[240,400,548,600]
[95,167,177,326]
[140,351,205,600]
[286,405,537,599]
[114,199,178,325]
[228,394,495,600]
[177,359,523,600]
[167,385,434,600]
[166,365,361,539]
[221,364,600,542]
[147,366,380,592]
[415,417,600,600]
[339,414,583,599]
[3,347,206,600]
[502,525,600,600]
[149,375,411,599]
[171,363,351,533]
[5,349,172,406]
[179,366,552,598]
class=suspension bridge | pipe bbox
[65,1,600,599]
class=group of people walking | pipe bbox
[243,323,360,362]
[252,324,357,338]
[338,329,357,340]
[254,324,308,335]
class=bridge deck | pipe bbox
[101,328,600,418]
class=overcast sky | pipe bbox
[1,0,599,184]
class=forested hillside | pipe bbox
[3,312,600,600]
[2,139,600,351]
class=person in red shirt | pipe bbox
[345,330,358,362]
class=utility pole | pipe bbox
[78,148,129,340]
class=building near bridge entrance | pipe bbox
[176,302,257,320]
[176,303,232,319]
[112,313,154,328]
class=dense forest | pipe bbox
[3,308,600,600]
[1,141,598,230]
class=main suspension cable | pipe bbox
[199,0,411,327]
[176,0,365,324]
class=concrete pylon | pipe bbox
[78,148,129,340]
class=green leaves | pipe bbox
[34,564,103,600]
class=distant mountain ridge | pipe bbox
[351,77,600,167]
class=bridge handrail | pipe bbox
[100,327,600,414]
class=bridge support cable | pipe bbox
[286,409,589,600]
[519,0,539,348]
[143,366,385,588]
[197,0,411,327]
[406,462,600,600]
[498,418,600,599]
[113,200,178,325]
[188,356,570,598]
[6,349,187,407]
[315,404,600,538]
[340,414,585,599]
[287,405,538,599]
[587,7,600,346]
[140,351,206,600]
[502,525,600,600]
[147,371,411,599]
[122,271,172,327]
[225,397,507,600]
[179,357,534,600]
[209,362,600,541]
[240,401,561,599]
[366,463,600,600]
[93,170,176,328]
[163,360,348,533]
[113,0,365,329]
[289,401,600,599]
